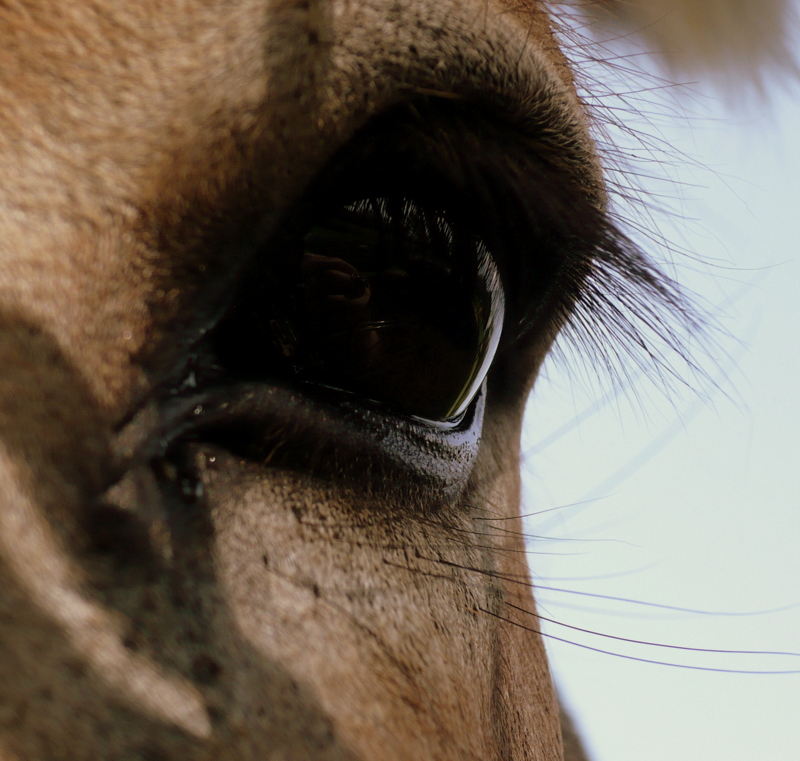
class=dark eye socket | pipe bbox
[211,194,505,423]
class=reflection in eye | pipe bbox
[214,197,505,424]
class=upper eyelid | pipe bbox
[282,98,609,339]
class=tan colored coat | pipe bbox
[0,1,791,759]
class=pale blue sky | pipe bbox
[522,30,800,761]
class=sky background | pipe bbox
[520,17,800,761]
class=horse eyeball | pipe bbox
[213,196,505,424]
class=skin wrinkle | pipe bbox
[0,452,212,739]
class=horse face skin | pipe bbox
[0,1,597,759]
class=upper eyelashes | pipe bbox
[204,96,700,423]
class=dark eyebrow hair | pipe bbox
[302,97,702,388]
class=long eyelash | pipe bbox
[382,99,709,395]
[541,10,723,391]
[560,223,704,393]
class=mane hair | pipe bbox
[582,0,798,83]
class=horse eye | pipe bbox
[212,197,505,423]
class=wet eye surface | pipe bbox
[212,196,505,423]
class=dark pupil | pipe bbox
[215,197,504,423]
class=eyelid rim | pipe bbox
[109,378,486,502]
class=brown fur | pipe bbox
[0,1,782,760]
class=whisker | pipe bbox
[534,585,800,617]
[507,602,800,659]
[478,608,800,675]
